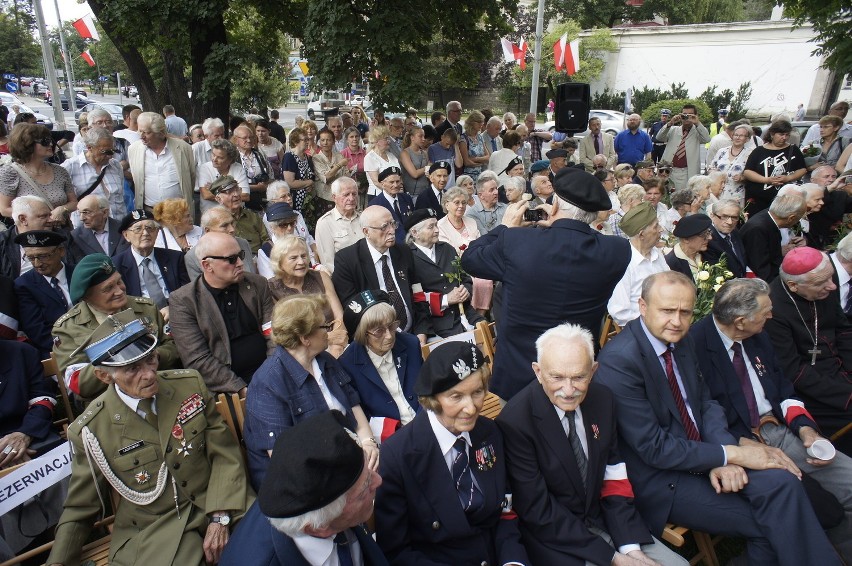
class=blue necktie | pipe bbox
[334,530,354,566]
[452,437,483,513]
[491,138,497,151]
[51,277,69,309]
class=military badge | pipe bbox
[348,300,362,314]
[177,439,193,457]
[475,444,496,471]
[753,356,766,378]
[134,470,150,484]
[176,393,205,424]
[591,423,600,440]
[452,359,471,380]
[26,233,38,245]
[172,423,184,441]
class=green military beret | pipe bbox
[619,201,658,237]
[69,253,117,304]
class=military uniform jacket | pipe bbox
[52,296,181,399]
[47,370,253,566]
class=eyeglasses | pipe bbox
[37,137,53,147]
[658,168,672,174]
[127,223,159,234]
[365,220,399,232]
[697,229,713,239]
[713,213,739,222]
[367,322,399,338]
[24,247,59,262]
[317,322,336,332]
[96,148,115,156]
[204,249,246,264]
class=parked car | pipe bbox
[543,109,636,138]
[60,94,95,111]
[0,93,53,130]
[75,103,123,124]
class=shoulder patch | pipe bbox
[159,369,202,380]
[71,399,106,430]
[55,305,82,325]
[132,296,154,305]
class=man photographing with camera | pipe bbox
[462,168,631,402]
[655,104,710,190]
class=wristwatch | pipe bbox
[211,514,231,526]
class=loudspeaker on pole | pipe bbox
[555,82,590,134]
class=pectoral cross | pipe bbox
[808,346,821,366]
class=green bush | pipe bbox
[642,99,714,127]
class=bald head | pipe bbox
[361,205,395,252]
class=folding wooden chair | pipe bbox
[42,354,75,424]
[662,524,721,566]
[598,314,622,349]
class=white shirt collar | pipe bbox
[42,263,67,285]
[382,191,397,205]
[291,531,335,566]
[413,242,435,261]
[115,386,156,414]
[131,247,154,265]
[366,241,390,265]
[831,253,851,287]
[427,410,471,456]
[366,347,394,368]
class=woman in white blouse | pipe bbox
[364,125,399,198]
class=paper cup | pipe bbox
[807,439,836,461]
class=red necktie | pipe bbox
[594,134,601,155]
[661,349,701,441]
[731,343,760,427]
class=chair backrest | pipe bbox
[599,314,622,349]
[43,353,75,423]
[215,393,247,464]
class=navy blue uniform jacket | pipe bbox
[371,191,414,243]
[0,340,57,440]
[15,263,74,357]
[703,227,747,279]
[461,219,630,400]
[112,247,189,298]
[375,411,529,566]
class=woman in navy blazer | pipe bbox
[339,289,421,428]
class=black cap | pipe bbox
[14,230,66,247]
[343,289,390,336]
[414,341,489,397]
[266,202,298,223]
[378,166,402,182]
[429,161,452,174]
[673,213,712,238]
[118,209,153,233]
[552,168,612,212]
[258,411,365,518]
[545,148,568,160]
[404,208,437,232]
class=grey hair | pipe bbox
[670,188,695,209]
[836,233,852,262]
[708,171,727,185]
[503,176,526,195]
[712,278,770,324]
[475,171,499,194]
[87,107,112,124]
[269,235,310,279]
[441,186,468,209]
[811,164,836,179]
[769,192,807,218]
[267,180,290,202]
[711,198,741,215]
[202,117,225,136]
[486,116,502,127]
[199,206,232,230]
[686,175,711,194]
[618,184,646,207]
[779,252,830,285]
[800,183,825,200]
[556,196,597,224]
[268,491,348,538]
[776,184,806,199]
[535,323,594,364]
[503,112,517,124]
[405,217,435,246]
[446,100,461,113]
[11,195,51,218]
[83,126,114,148]
[210,138,239,163]
[137,112,167,134]
[331,176,358,196]
[531,175,550,194]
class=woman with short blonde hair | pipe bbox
[153,198,203,252]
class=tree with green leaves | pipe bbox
[49,21,128,87]
[782,0,851,76]
[0,1,41,90]
[546,0,744,28]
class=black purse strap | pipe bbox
[78,166,109,200]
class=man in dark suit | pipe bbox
[67,194,129,263]
[693,278,852,561]
[406,209,483,339]
[829,233,852,321]
[168,232,274,394]
[112,209,189,320]
[370,166,413,243]
[332,205,431,343]
[497,323,687,566]
[433,100,463,140]
[221,411,388,566]
[0,195,54,280]
[704,198,748,278]
[14,231,73,357]
[462,168,631,401]
[740,192,806,282]
[595,271,840,565]
[413,161,449,219]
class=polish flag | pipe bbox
[81,50,96,67]
[500,38,527,70]
[72,15,100,41]
[564,39,580,75]
[554,34,567,71]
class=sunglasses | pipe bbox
[658,168,672,174]
[97,148,116,156]
[276,220,297,229]
[204,249,246,264]
[37,137,53,147]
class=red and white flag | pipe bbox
[72,15,100,41]
[81,50,95,67]
[500,38,527,70]
[554,34,580,75]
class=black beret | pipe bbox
[118,209,153,233]
[415,341,489,397]
[209,175,239,195]
[552,168,612,212]
[266,202,298,223]
[258,410,365,518]
[429,161,452,174]
[69,253,117,304]
[545,148,568,159]
[404,208,437,232]
[14,230,66,247]
[343,289,390,337]
[378,166,402,182]
[673,213,712,238]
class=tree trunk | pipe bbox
[189,15,230,129]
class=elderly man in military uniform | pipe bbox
[46,311,253,566]
[52,253,179,401]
